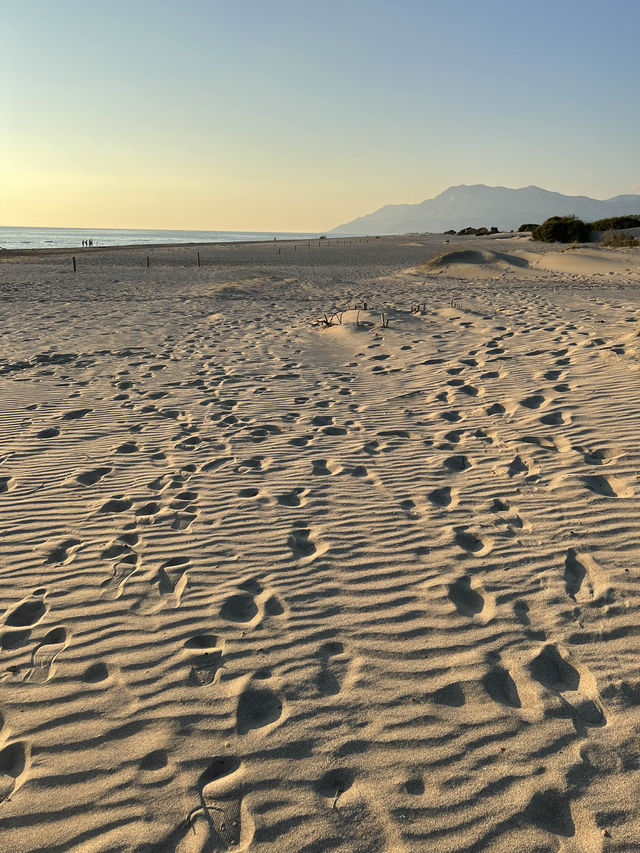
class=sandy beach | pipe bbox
[2,233,640,852]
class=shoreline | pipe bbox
[0,234,372,259]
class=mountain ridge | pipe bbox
[329,184,640,235]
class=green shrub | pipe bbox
[601,230,640,248]
[590,216,640,231]
[531,216,591,243]
[457,226,491,236]
[518,223,539,232]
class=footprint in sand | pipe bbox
[248,423,281,443]
[236,681,283,735]
[448,575,485,617]
[101,532,138,560]
[433,682,465,707]
[317,641,350,696]
[288,521,324,560]
[22,627,67,683]
[482,655,521,708]
[0,741,30,805]
[454,527,493,556]
[1,629,31,652]
[171,507,198,531]
[154,557,189,608]
[4,592,47,629]
[312,458,341,475]
[101,553,138,601]
[82,661,109,683]
[508,455,530,477]
[61,408,92,421]
[98,496,133,514]
[361,440,384,455]
[564,549,606,602]
[428,486,458,508]
[314,767,355,805]
[0,474,16,495]
[529,643,606,726]
[115,441,139,454]
[583,474,632,498]
[540,410,567,426]
[41,538,82,565]
[220,578,263,623]
[289,434,312,447]
[491,498,525,534]
[520,394,546,410]
[74,467,112,487]
[443,454,472,473]
[181,757,254,853]
[185,635,224,687]
[523,787,575,838]
[485,403,505,416]
[220,578,285,628]
[36,426,59,439]
[582,446,622,465]
[276,488,307,508]
[458,384,482,397]
[234,456,269,474]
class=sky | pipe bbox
[3,0,640,231]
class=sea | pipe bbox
[0,226,319,251]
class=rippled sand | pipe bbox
[1,234,640,851]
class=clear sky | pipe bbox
[3,0,639,231]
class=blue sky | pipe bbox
[3,0,639,229]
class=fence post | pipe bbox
[197,251,201,268]
[72,256,76,272]
[146,256,150,268]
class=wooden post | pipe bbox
[278,248,281,255]
[294,245,296,251]
[146,256,150,268]
[197,251,201,267]
[72,256,76,272]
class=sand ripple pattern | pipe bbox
[1,236,640,850]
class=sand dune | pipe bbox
[1,234,640,851]
[417,249,531,278]
[418,243,640,282]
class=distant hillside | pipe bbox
[329,185,640,235]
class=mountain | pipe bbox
[329,184,640,235]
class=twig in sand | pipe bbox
[332,785,344,810]
[81,451,104,465]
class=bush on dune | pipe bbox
[590,216,640,231]
[531,216,591,243]
[456,226,499,236]
[601,230,640,248]
[518,223,539,232]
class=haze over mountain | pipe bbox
[329,184,640,235]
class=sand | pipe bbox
[1,233,640,852]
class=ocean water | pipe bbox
[0,226,318,251]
